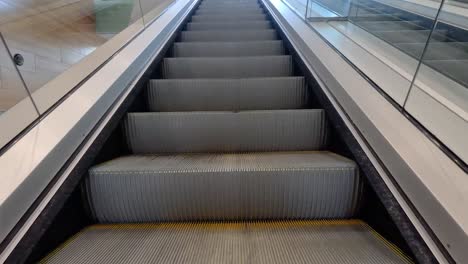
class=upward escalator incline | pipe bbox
[42,0,413,263]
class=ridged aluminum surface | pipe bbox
[197,5,262,10]
[196,8,264,13]
[195,9,264,15]
[85,152,360,222]
[163,56,292,78]
[198,4,260,9]
[180,30,277,42]
[173,41,283,57]
[42,221,411,264]
[124,110,328,153]
[190,14,267,22]
[147,77,306,111]
[202,0,259,2]
[203,0,259,2]
[186,21,271,31]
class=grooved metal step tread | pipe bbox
[147,77,306,111]
[190,14,267,22]
[85,152,360,222]
[162,56,292,78]
[42,221,411,264]
[172,40,283,57]
[124,109,328,153]
[181,29,277,42]
[186,21,271,31]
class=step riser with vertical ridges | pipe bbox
[124,110,328,154]
[172,40,283,57]
[191,14,267,22]
[162,56,292,78]
[147,77,306,111]
[186,21,271,31]
[180,30,277,42]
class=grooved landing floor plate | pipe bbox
[42,220,411,264]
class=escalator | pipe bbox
[351,0,468,87]
[31,0,417,263]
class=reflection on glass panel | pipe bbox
[0,33,39,149]
[405,0,468,163]
[285,0,308,15]
[0,34,35,114]
[140,0,176,25]
[348,0,441,64]
[304,0,444,104]
[0,0,145,113]
[307,0,351,18]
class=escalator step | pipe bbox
[43,220,411,264]
[197,5,262,10]
[162,56,291,78]
[147,77,306,111]
[190,14,267,22]
[124,109,327,153]
[195,9,264,15]
[85,152,360,222]
[198,4,261,10]
[186,21,271,31]
[172,40,284,57]
[202,0,259,2]
[181,29,277,42]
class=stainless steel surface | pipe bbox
[123,110,328,153]
[86,152,360,222]
[42,221,411,264]
[262,0,466,261]
[162,56,292,78]
[180,29,277,41]
[186,21,272,30]
[0,0,199,260]
[148,77,306,111]
[172,40,284,57]
[190,14,267,21]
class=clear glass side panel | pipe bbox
[139,0,176,26]
[305,0,444,105]
[0,34,39,150]
[307,0,351,18]
[285,0,309,15]
[405,0,468,163]
[347,0,442,70]
[0,0,145,113]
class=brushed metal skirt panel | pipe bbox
[172,41,284,57]
[147,77,305,111]
[123,110,327,153]
[85,152,360,222]
[162,56,292,78]
[42,221,411,264]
